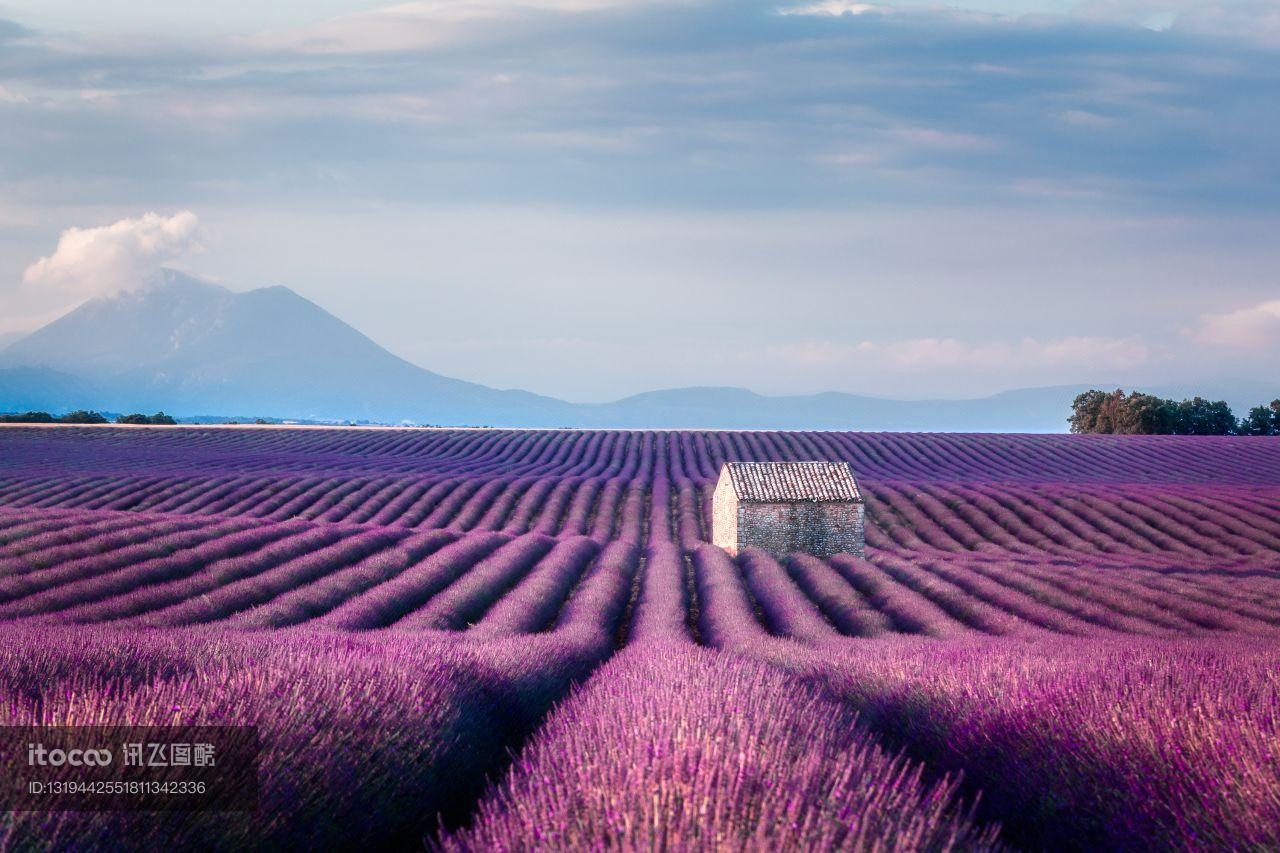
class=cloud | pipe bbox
[1,0,1277,216]
[1074,1,1280,46]
[1056,110,1118,129]
[0,306,68,338]
[888,126,1000,152]
[1192,299,1280,349]
[22,211,205,300]
[764,336,1152,372]
[777,1,879,16]
[246,0,647,55]
[784,0,1280,46]
[0,18,30,43]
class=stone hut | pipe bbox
[711,461,864,558]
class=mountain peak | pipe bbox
[137,268,230,297]
[242,283,308,303]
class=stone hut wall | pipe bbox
[711,476,740,554]
[737,501,865,559]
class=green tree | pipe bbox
[1239,400,1280,436]
[59,410,108,424]
[1093,389,1127,434]
[0,411,55,424]
[118,412,178,425]
[1113,392,1174,434]
[1070,389,1240,435]
[1069,390,1111,434]
[1170,397,1236,435]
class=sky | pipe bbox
[0,0,1278,402]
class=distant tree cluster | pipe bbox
[0,410,108,424]
[1239,401,1280,436]
[0,411,56,424]
[1070,390,1280,436]
[0,410,183,425]
[62,410,110,424]
[116,412,178,426]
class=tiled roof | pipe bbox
[722,461,862,503]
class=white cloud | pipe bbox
[22,211,205,300]
[778,2,879,16]
[1192,299,1280,349]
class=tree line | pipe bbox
[0,411,178,425]
[1070,390,1280,436]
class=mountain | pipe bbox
[0,366,102,415]
[0,271,575,426]
[574,385,1087,431]
[0,330,26,351]
[7,270,1268,431]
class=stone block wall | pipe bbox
[737,502,864,559]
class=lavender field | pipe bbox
[2,426,1279,851]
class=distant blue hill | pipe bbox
[1,271,1274,430]
[571,385,1087,432]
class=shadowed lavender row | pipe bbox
[0,542,636,852]
[681,547,1280,850]
[442,643,999,851]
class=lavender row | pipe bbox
[471,538,626,638]
[0,624,624,850]
[744,635,1280,851]
[443,643,998,850]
